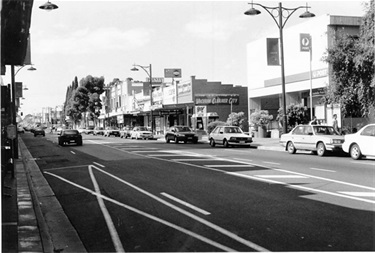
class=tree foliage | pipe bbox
[64,75,105,127]
[277,103,309,131]
[323,0,374,117]
[226,112,248,131]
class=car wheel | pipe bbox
[317,142,326,156]
[287,141,296,154]
[77,141,83,146]
[59,140,64,146]
[223,139,229,148]
[166,137,170,143]
[210,138,215,147]
[174,136,179,144]
[350,143,362,160]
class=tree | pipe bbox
[277,103,309,131]
[80,75,105,124]
[226,112,248,131]
[323,0,374,117]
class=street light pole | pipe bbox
[245,2,315,134]
[131,63,154,134]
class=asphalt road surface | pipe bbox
[21,132,375,252]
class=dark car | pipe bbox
[93,127,105,136]
[165,126,198,144]
[58,130,82,146]
[33,128,45,137]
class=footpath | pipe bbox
[1,135,282,253]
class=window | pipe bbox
[361,125,375,136]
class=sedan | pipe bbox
[130,126,153,140]
[33,128,45,137]
[280,125,344,156]
[58,129,82,146]
[342,123,375,160]
[165,126,198,144]
[93,127,105,136]
[103,128,120,137]
[209,126,252,148]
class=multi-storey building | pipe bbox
[246,14,363,131]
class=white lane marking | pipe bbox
[161,192,211,215]
[88,166,125,252]
[44,171,238,252]
[338,192,375,197]
[93,162,105,168]
[227,172,375,204]
[205,165,254,168]
[256,175,308,179]
[310,167,336,173]
[148,154,195,157]
[70,151,76,154]
[233,158,253,162]
[351,161,375,166]
[173,158,221,162]
[262,161,280,165]
[44,165,92,171]
[91,166,269,252]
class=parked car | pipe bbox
[33,128,45,137]
[103,128,120,137]
[280,125,344,156]
[120,126,132,138]
[342,123,375,160]
[165,126,198,144]
[209,126,252,148]
[93,127,105,136]
[58,129,82,146]
[130,126,153,140]
[85,127,94,135]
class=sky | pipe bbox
[2,0,368,116]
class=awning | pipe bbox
[191,112,219,118]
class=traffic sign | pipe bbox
[300,33,311,52]
[164,68,182,78]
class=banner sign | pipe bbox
[300,33,311,52]
[266,38,280,66]
[195,94,239,105]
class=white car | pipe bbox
[130,126,153,140]
[280,125,344,156]
[342,123,375,160]
[209,126,252,148]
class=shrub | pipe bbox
[250,110,273,128]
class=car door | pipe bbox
[359,125,375,156]
[291,126,305,149]
[303,125,315,150]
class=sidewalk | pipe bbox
[2,135,283,253]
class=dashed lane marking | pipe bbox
[93,162,105,168]
[205,165,254,168]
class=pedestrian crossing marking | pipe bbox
[338,192,375,197]
[256,175,308,179]
[205,165,254,168]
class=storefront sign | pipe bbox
[194,106,207,116]
[195,94,239,105]
[177,81,192,104]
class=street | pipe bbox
[21,132,375,252]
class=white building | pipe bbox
[247,14,361,129]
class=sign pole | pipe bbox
[309,36,313,120]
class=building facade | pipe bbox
[99,76,248,134]
[246,15,361,130]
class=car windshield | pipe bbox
[175,127,191,132]
[224,127,242,133]
[65,130,79,135]
[138,127,148,131]
[313,126,338,135]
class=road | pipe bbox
[21,132,375,252]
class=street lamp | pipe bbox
[39,0,58,11]
[131,63,154,134]
[245,2,315,134]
